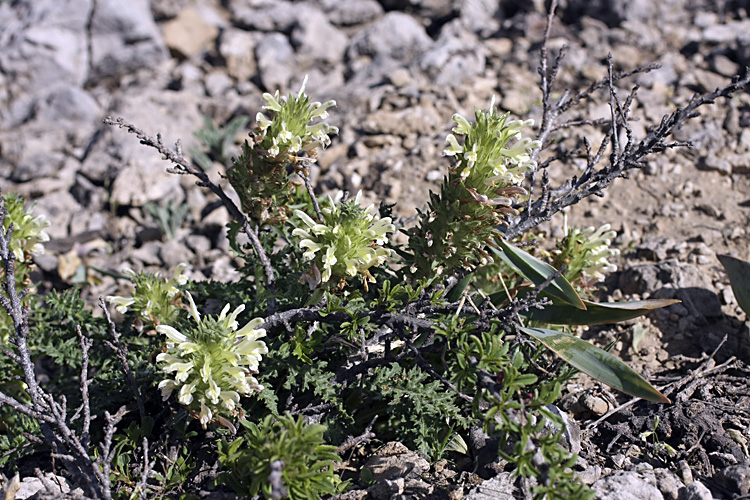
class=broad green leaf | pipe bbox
[718,254,750,316]
[522,297,680,325]
[446,272,474,302]
[495,240,585,310]
[519,326,670,403]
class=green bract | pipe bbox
[106,263,188,330]
[292,191,395,289]
[155,292,268,427]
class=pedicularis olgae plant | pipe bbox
[2,6,749,500]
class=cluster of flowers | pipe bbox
[0,194,50,344]
[293,191,395,289]
[565,224,620,282]
[444,99,541,201]
[108,267,267,428]
[553,222,621,293]
[256,75,338,159]
[2,193,50,263]
[107,264,188,329]
[156,292,268,427]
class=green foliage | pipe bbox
[217,413,345,499]
[718,254,750,316]
[3,67,705,500]
[144,200,190,241]
[190,115,250,171]
[366,363,465,459]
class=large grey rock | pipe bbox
[291,6,348,65]
[33,190,83,239]
[31,85,101,125]
[219,29,262,82]
[231,0,298,32]
[592,470,664,500]
[11,152,66,183]
[346,12,432,63]
[161,7,219,59]
[255,33,295,92]
[96,89,201,207]
[88,0,168,81]
[419,23,487,86]
[715,464,750,496]
[0,0,92,124]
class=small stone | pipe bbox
[291,6,348,64]
[321,0,383,26]
[364,442,430,481]
[186,235,211,255]
[367,478,404,500]
[715,464,750,495]
[89,0,168,80]
[654,468,685,500]
[346,12,432,63]
[419,33,486,86]
[33,253,60,274]
[219,29,260,82]
[388,67,412,88]
[131,241,163,266]
[577,464,602,485]
[204,71,233,97]
[162,7,219,59]
[702,155,732,175]
[426,170,443,182]
[592,470,664,500]
[710,54,740,78]
[256,33,295,92]
[582,394,610,417]
[14,473,75,500]
[464,472,515,500]
[160,238,195,270]
[677,481,712,500]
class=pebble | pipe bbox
[677,481,713,500]
[161,7,218,58]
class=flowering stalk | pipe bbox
[292,192,395,290]
[0,193,50,344]
[228,77,338,223]
[552,223,620,295]
[407,101,540,280]
[155,293,268,427]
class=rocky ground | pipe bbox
[1,0,750,498]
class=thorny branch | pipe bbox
[517,1,750,241]
[103,117,278,314]
[0,192,128,500]
[101,296,146,420]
